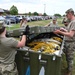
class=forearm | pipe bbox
[59,31,74,37]
[17,35,26,47]
[17,25,30,47]
[45,23,50,26]
[21,35,26,45]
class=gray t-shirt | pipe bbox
[48,21,58,27]
[0,37,18,64]
[65,20,75,41]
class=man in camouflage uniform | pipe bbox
[54,8,75,75]
[0,21,29,75]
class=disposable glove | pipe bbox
[23,25,30,35]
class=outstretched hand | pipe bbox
[23,25,30,35]
[53,29,62,35]
[26,25,30,33]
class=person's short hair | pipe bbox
[65,8,74,15]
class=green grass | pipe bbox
[6,18,75,75]
[6,23,20,30]
[6,20,52,30]
[27,20,51,26]
[6,18,64,30]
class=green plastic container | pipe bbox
[15,50,62,75]
[15,50,30,75]
[15,28,63,75]
[30,52,62,75]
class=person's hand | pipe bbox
[53,30,61,34]
[60,27,68,32]
[23,25,30,35]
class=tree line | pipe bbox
[9,5,62,17]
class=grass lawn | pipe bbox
[6,18,64,30]
[6,18,75,75]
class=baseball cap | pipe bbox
[65,8,74,13]
[52,18,57,21]
[0,21,6,29]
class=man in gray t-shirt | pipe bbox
[0,21,29,75]
[45,18,58,27]
[54,8,75,75]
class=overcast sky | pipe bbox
[0,0,75,15]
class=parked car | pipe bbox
[5,19,11,25]
[13,16,20,23]
[16,15,23,21]
[0,16,5,21]
[25,16,31,22]
[5,16,16,23]
[5,16,20,24]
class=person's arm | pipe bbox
[20,20,22,27]
[60,27,68,32]
[54,29,75,38]
[17,25,30,48]
[17,35,26,47]
[45,23,50,27]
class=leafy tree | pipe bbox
[43,13,47,16]
[33,12,38,16]
[28,12,32,16]
[63,14,66,17]
[54,14,61,17]
[10,5,18,15]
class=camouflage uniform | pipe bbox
[64,19,75,72]
[0,63,18,75]
[64,42,75,71]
